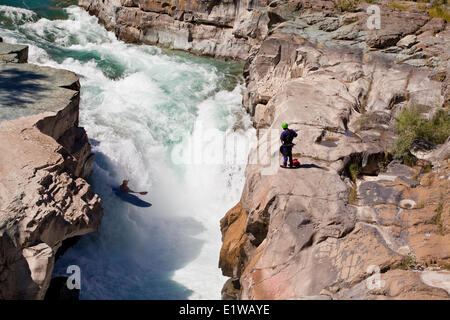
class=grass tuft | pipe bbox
[389,2,409,10]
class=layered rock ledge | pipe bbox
[0,42,103,299]
[80,0,450,299]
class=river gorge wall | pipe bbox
[82,0,450,299]
[0,40,103,299]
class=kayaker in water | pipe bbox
[120,180,148,195]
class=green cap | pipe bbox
[282,123,288,129]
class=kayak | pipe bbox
[112,187,152,208]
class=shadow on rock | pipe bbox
[300,163,329,171]
[0,66,47,107]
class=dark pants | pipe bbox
[282,146,293,167]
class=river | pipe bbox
[0,1,254,299]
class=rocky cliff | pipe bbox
[79,0,450,299]
[0,41,103,299]
[78,0,271,59]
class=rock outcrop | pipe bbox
[0,43,103,299]
[80,0,450,299]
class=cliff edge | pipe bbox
[0,41,103,299]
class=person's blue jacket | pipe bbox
[280,129,297,146]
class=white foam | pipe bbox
[0,5,37,24]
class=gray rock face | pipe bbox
[0,43,103,299]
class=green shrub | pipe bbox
[421,109,450,144]
[347,162,360,205]
[392,105,450,164]
[428,3,450,22]
[400,253,418,270]
[392,131,416,164]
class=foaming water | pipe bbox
[0,5,37,23]
[1,5,254,299]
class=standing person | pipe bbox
[280,123,298,168]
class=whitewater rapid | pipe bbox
[0,5,254,299]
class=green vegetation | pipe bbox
[389,2,410,10]
[399,253,418,270]
[349,163,360,182]
[334,0,378,12]
[392,105,450,165]
[428,4,450,21]
[416,0,450,22]
[347,163,360,205]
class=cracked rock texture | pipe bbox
[0,43,103,299]
[81,0,449,299]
